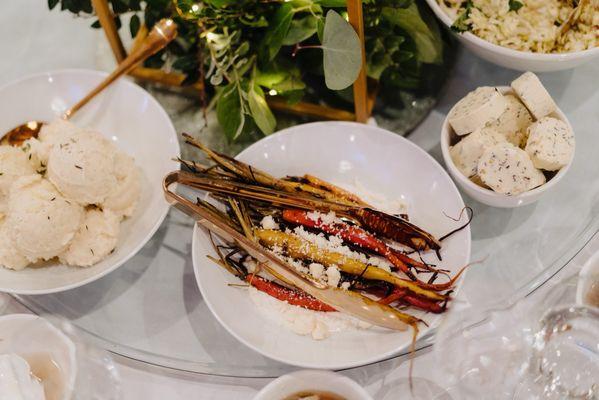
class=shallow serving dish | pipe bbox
[191,121,471,369]
[0,69,179,294]
[253,370,372,400]
[441,86,574,208]
[423,0,599,72]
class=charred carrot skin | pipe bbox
[282,209,415,279]
[246,274,336,312]
[255,229,446,302]
[281,209,466,292]
[353,208,441,251]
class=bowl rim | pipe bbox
[253,370,373,400]
[423,0,599,60]
[440,86,574,202]
[0,68,179,295]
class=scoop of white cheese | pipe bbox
[7,175,83,262]
[478,142,546,195]
[448,86,507,136]
[0,354,45,400]
[486,94,533,147]
[59,208,120,267]
[525,117,574,171]
[47,131,118,205]
[102,152,140,219]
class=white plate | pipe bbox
[192,122,471,369]
[0,69,179,294]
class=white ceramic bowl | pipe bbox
[424,0,599,72]
[577,250,599,306]
[440,86,573,208]
[0,314,77,400]
[253,370,372,400]
[192,121,471,369]
[0,69,179,294]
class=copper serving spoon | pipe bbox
[1,18,178,147]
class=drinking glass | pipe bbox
[433,274,599,399]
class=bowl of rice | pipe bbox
[425,0,599,71]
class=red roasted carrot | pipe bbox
[282,209,466,291]
[378,288,445,313]
[378,288,407,305]
[282,209,418,280]
[246,274,336,312]
[400,294,446,314]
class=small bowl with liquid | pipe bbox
[253,370,372,400]
[577,251,599,308]
[0,314,76,400]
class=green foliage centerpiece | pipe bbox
[50,0,449,141]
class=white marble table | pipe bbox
[1,2,597,398]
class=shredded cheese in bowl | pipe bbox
[439,0,599,53]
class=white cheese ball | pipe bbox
[450,127,506,177]
[7,175,83,261]
[47,131,118,205]
[448,87,508,136]
[511,72,556,120]
[525,117,574,171]
[0,146,35,217]
[487,94,533,147]
[59,208,120,267]
[478,143,546,195]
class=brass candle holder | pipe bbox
[91,0,375,123]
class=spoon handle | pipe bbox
[62,18,177,119]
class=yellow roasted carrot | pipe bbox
[255,229,445,302]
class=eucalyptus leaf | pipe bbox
[216,84,245,141]
[321,10,362,90]
[283,15,318,45]
[261,3,294,61]
[382,4,442,64]
[367,52,392,80]
[316,16,325,43]
[248,85,276,135]
[256,62,306,92]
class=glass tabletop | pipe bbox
[13,51,599,377]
